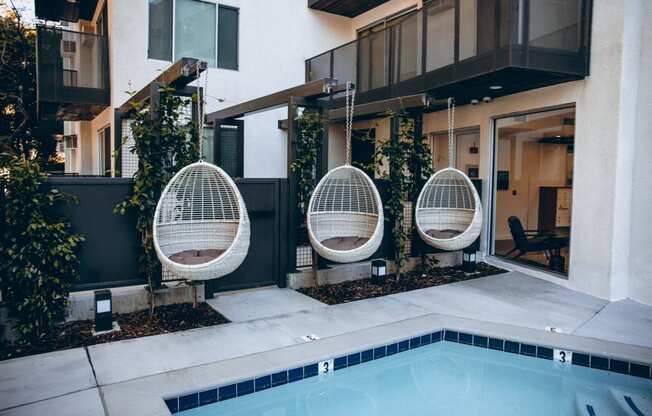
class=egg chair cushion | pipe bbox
[307,165,384,263]
[425,229,461,239]
[321,236,370,251]
[169,249,225,265]
[153,161,250,280]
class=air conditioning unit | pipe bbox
[64,135,78,149]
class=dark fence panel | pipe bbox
[47,177,288,293]
[47,177,142,291]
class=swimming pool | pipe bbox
[169,331,651,416]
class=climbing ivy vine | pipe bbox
[115,86,198,315]
[372,113,433,280]
[290,108,324,217]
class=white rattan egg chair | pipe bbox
[153,161,250,280]
[306,83,384,263]
[415,98,482,251]
[152,66,250,280]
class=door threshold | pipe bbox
[484,255,572,285]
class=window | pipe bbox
[218,6,238,70]
[148,0,239,69]
[148,0,173,61]
[98,126,112,177]
[175,0,216,66]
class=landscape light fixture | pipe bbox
[371,259,387,285]
[462,247,477,273]
[94,289,113,332]
[489,85,503,90]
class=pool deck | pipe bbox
[1,271,651,415]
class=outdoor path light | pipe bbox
[94,289,113,332]
[371,259,387,285]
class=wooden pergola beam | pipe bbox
[117,57,207,113]
[205,79,347,123]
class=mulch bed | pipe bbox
[0,302,228,361]
[298,262,508,305]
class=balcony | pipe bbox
[306,0,591,108]
[308,0,391,17]
[36,26,110,121]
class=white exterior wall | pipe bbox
[60,0,651,303]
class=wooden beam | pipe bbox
[205,79,347,123]
[117,58,207,113]
[329,94,434,121]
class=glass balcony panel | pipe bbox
[369,30,387,90]
[333,41,356,84]
[529,0,581,51]
[459,0,478,60]
[307,51,331,82]
[395,12,422,83]
[425,0,455,72]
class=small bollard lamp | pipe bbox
[462,247,477,273]
[94,289,113,332]
[371,259,387,285]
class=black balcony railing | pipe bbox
[306,0,591,105]
[36,26,110,120]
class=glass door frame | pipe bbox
[486,103,576,277]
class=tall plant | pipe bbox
[115,87,198,315]
[290,109,324,217]
[372,113,432,279]
[0,154,84,345]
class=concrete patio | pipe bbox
[1,271,651,415]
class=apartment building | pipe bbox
[34,0,651,305]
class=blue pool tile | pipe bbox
[537,347,554,360]
[164,398,179,413]
[334,356,348,371]
[444,330,459,342]
[473,335,488,348]
[520,343,537,357]
[409,337,421,349]
[624,396,645,416]
[218,384,236,401]
[178,393,198,411]
[504,341,520,354]
[399,340,410,352]
[348,352,361,366]
[590,355,609,371]
[374,346,386,359]
[304,363,318,378]
[421,334,431,345]
[609,359,629,375]
[458,333,473,345]
[288,367,304,382]
[386,343,398,355]
[255,375,271,391]
[431,331,442,342]
[199,389,217,406]
[489,338,504,351]
[572,353,590,367]
[629,363,651,379]
[361,349,374,362]
[272,371,288,386]
[237,380,254,396]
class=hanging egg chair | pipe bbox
[306,83,384,263]
[152,66,250,280]
[154,161,250,280]
[415,98,482,251]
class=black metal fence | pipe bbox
[47,177,288,293]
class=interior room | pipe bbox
[492,107,575,275]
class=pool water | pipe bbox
[180,342,651,416]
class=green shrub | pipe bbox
[0,155,84,345]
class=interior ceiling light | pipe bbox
[489,85,503,90]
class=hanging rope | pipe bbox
[447,97,455,168]
[196,62,207,162]
[345,81,356,165]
